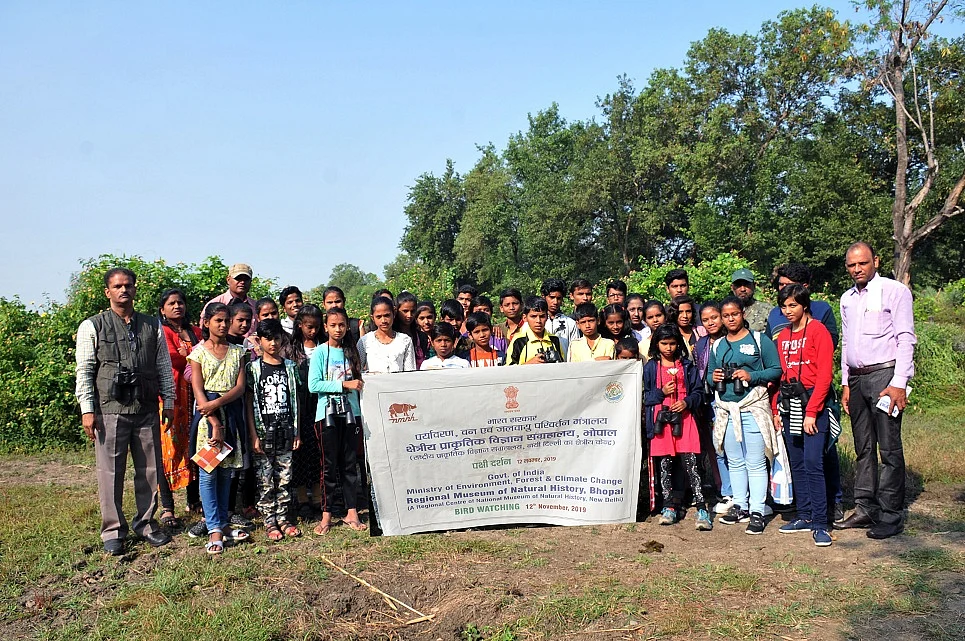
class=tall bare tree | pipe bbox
[869,0,965,285]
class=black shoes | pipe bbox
[143,530,172,547]
[833,503,845,525]
[836,512,875,529]
[745,512,766,535]
[103,538,126,556]
[103,529,170,555]
[867,523,904,539]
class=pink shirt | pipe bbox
[840,273,916,389]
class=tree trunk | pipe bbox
[891,56,914,286]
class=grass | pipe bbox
[3,403,965,640]
[835,399,965,488]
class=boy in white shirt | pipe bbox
[420,323,470,370]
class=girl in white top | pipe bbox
[357,296,416,374]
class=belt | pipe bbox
[849,360,896,376]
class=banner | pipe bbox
[361,360,642,535]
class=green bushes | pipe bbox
[0,255,275,452]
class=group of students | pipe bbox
[164,263,841,552]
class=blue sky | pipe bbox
[1,1,877,302]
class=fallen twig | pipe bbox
[563,624,645,635]
[320,555,434,623]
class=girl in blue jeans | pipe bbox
[694,302,733,513]
[707,297,782,535]
[188,303,250,554]
[773,285,836,546]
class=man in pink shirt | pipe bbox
[204,263,258,335]
[836,242,916,539]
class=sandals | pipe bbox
[205,539,224,555]
[160,510,182,529]
[224,528,250,542]
[280,522,301,538]
[313,521,330,536]
[265,523,284,542]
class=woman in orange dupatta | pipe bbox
[157,289,202,527]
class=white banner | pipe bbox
[361,360,642,535]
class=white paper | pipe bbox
[875,386,912,417]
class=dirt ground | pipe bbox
[3,458,965,640]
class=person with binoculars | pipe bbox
[643,324,711,531]
[75,268,177,555]
[771,284,835,547]
[706,297,782,535]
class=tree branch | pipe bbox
[908,169,965,246]
[906,0,950,55]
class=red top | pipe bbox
[162,324,202,379]
[649,360,701,456]
[774,319,834,418]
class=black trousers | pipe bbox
[158,474,199,512]
[848,368,905,526]
[317,417,361,512]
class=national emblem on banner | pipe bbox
[504,385,520,410]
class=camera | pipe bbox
[110,366,142,405]
[779,378,810,413]
[536,346,561,364]
[260,425,294,454]
[714,364,747,395]
[654,408,684,438]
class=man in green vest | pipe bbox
[75,268,176,555]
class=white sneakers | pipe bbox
[714,497,734,514]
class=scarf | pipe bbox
[713,385,779,461]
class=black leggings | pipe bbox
[659,454,705,510]
[317,417,361,512]
[227,469,257,514]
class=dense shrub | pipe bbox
[0,255,276,452]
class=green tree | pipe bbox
[400,160,466,269]
[327,263,378,297]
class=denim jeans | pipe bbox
[722,412,768,514]
[716,453,733,498]
[198,466,233,534]
[782,411,830,530]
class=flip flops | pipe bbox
[313,521,330,536]
[343,519,367,532]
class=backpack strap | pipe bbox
[549,335,563,359]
